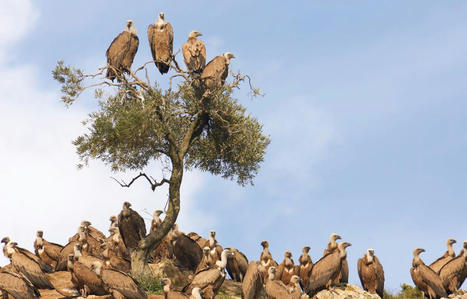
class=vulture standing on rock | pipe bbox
[182,30,206,74]
[241,261,264,299]
[34,230,63,269]
[298,246,313,288]
[118,201,146,249]
[201,52,235,89]
[106,20,139,81]
[357,248,384,298]
[430,238,457,273]
[259,240,278,277]
[323,233,341,255]
[226,247,249,282]
[172,225,202,271]
[264,266,293,299]
[2,237,52,273]
[439,241,467,294]
[410,248,447,299]
[150,210,163,233]
[203,230,223,263]
[148,12,174,74]
[67,255,107,297]
[183,249,233,298]
[276,250,298,285]
[187,232,208,249]
[0,271,40,299]
[305,241,352,297]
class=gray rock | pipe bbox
[313,284,381,299]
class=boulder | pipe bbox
[313,284,381,299]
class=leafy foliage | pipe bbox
[383,284,423,299]
[135,274,163,295]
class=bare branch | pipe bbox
[111,172,169,191]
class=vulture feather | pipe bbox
[276,250,298,285]
[201,52,235,89]
[357,248,384,298]
[148,12,173,74]
[298,246,313,288]
[182,30,206,74]
[67,256,107,297]
[0,271,40,299]
[93,262,147,299]
[226,247,249,282]
[439,243,467,294]
[264,266,293,299]
[118,201,147,250]
[241,261,264,299]
[172,227,202,271]
[410,248,447,299]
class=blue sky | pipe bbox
[1,0,466,292]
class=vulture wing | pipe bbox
[56,241,77,271]
[0,271,40,299]
[182,37,206,73]
[201,56,227,89]
[242,262,264,299]
[43,240,63,261]
[265,280,290,299]
[11,252,54,289]
[439,255,465,292]
[73,261,107,296]
[148,22,173,74]
[16,247,52,273]
[357,257,365,288]
[106,31,132,80]
[102,268,147,299]
[306,252,340,296]
[374,256,385,298]
[419,263,447,298]
[430,253,453,274]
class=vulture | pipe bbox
[81,220,106,242]
[182,30,206,74]
[4,241,54,289]
[241,261,265,299]
[298,246,313,288]
[276,250,298,285]
[323,233,348,284]
[46,271,80,297]
[0,271,40,299]
[106,20,139,81]
[118,201,147,250]
[150,210,163,233]
[67,255,107,297]
[162,278,203,299]
[34,230,63,269]
[430,238,457,273]
[182,248,233,298]
[259,240,278,276]
[172,225,203,271]
[195,247,215,274]
[92,261,147,299]
[101,244,131,273]
[357,248,384,298]
[69,223,104,257]
[74,243,103,269]
[439,241,467,294]
[148,12,173,74]
[226,247,249,282]
[55,239,79,271]
[287,275,302,299]
[200,52,235,89]
[202,230,223,263]
[187,232,208,249]
[305,241,352,297]
[109,215,119,231]
[410,248,447,299]
[2,237,52,273]
[106,227,130,260]
[264,266,294,299]
[323,233,341,255]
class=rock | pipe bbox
[449,290,467,299]
[216,279,242,299]
[313,284,381,299]
[149,258,190,289]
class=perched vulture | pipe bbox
[226,247,249,282]
[195,247,215,274]
[45,271,80,298]
[162,278,203,299]
[200,52,235,89]
[410,248,447,299]
[182,30,206,74]
[187,232,208,249]
[259,240,278,277]
[298,246,313,288]
[323,233,341,255]
[148,12,173,74]
[81,221,106,242]
[55,239,79,271]
[106,20,139,81]
[73,243,103,269]
[105,227,130,260]
[109,215,119,231]
[34,230,63,269]
[150,210,163,233]
[287,275,302,299]
[0,271,40,299]
[172,226,203,271]
[182,249,233,298]
[118,201,147,250]
[67,255,107,297]
[202,230,223,263]
[92,261,147,299]
[264,266,293,299]
[101,243,131,273]
[429,238,457,273]
[5,242,54,289]
[439,242,467,294]
[2,237,52,273]
[322,233,348,284]
[276,250,298,285]
[357,248,384,298]
[305,241,352,297]
[241,261,265,299]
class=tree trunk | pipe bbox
[130,160,183,278]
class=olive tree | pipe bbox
[53,26,269,277]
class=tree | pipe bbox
[52,24,270,277]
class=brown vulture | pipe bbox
[182,30,206,74]
[226,247,249,282]
[118,201,147,250]
[410,248,447,299]
[195,247,215,274]
[182,249,233,298]
[439,242,467,294]
[148,12,173,74]
[298,246,313,288]
[202,230,223,264]
[172,226,202,271]
[357,248,385,298]
[106,20,139,81]
[276,250,298,285]
[259,240,278,278]
[305,241,352,297]
[323,233,341,255]
[162,278,203,298]
[429,238,457,273]
[150,210,163,233]
[4,241,54,289]
[200,52,235,89]
[45,271,80,298]
[2,237,52,273]
[67,255,107,297]
[34,230,63,269]
[241,261,265,299]
[0,270,40,299]
[264,266,293,299]
[187,232,208,249]
[287,275,302,299]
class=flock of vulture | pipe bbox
[1,200,465,299]
[105,12,235,89]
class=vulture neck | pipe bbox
[74,248,82,258]
[192,288,202,299]
[209,236,216,248]
[339,246,347,259]
[36,236,44,246]
[366,252,374,264]
[447,242,455,257]
[413,254,422,267]
[217,251,229,269]
[284,256,293,268]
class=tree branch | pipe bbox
[111,172,169,191]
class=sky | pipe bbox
[1,0,466,292]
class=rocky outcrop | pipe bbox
[449,290,467,299]
[313,284,381,299]
[149,258,190,289]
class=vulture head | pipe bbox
[109,215,117,222]
[284,250,292,258]
[67,254,75,270]
[223,52,236,64]
[123,201,131,209]
[203,246,210,256]
[162,278,173,293]
[209,230,216,238]
[338,242,351,258]
[90,261,103,276]
[290,275,300,285]
[302,246,311,254]
[267,266,277,280]
[73,243,83,256]
[330,233,342,242]
[125,20,137,35]
[447,238,457,245]
[464,241,467,249]
[189,30,203,38]
[261,240,269,248]
[1,237,10,244]
[366,248,375,263]
[413,248,425,257]
[158,12,165,20]
[36,230,44,238]
[154,210,163,217]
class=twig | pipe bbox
[111,172,169,191]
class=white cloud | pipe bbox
[0,0,210,265]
